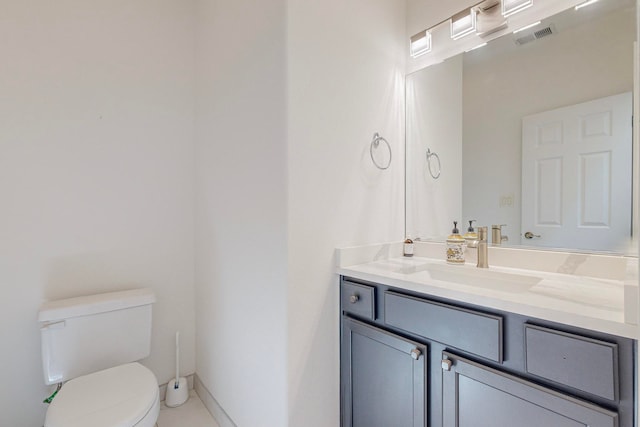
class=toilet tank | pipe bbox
[38,288,156,385]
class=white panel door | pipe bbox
[521,92,632,251]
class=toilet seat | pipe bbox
[45,362,159,427]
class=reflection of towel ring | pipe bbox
[426,148,441,179]
[370,132,392,170]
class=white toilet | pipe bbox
[38,288,160,427]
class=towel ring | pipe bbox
[426,148,441,179]
[370,133,392,170]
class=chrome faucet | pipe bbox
[477,226,489,268]
[491,224,508,245]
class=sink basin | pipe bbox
[407,263,542,292]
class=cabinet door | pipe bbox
[442,351,618,427]
[342,317,427,427]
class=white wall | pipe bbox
[406,55,463,240]
[462,5,635,243]
[194,1,289,426]
[1,1,406,425]
[195,2,405,426]
[0,2,196,426]
[287,0,406,425]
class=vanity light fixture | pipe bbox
[502,0,533,17]
[575,0,598,10]
[410,30,432,58]
[451,7,478,40]
[513,21,541,33]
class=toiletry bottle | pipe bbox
[403,238,414,257]
[463,220,478,264]
[446,221,465,264]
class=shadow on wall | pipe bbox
[288,273,340,426]
[43,250,156,300]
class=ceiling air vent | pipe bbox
[533,27,553,39]
[514,24,556,45]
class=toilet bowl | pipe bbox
[39,289,159,427]
[45,363,159,427]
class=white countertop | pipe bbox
[336,242,640,339]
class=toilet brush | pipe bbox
[165,331,189,407]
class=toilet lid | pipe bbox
[45,362,159,427]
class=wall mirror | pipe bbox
[406,0,638,255]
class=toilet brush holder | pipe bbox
[165,331,189,407]
[165,377,189,407]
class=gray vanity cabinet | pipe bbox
[441,351,618,427]
[340,276,634,427]
[341,317,427,427]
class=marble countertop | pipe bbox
[336,242,639,339]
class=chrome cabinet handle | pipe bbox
[349,294,359,304]
[524,231,541,239]
[411,348,422,360]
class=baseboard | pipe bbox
[159,374,194,402]
[194,374,237,427]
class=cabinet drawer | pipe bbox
[384,291,503,362]
[341,281,375,320]
[524,324,618,401]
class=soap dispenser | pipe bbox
[463,220,477,244]
[446,221,465,264]
[463,220,478,264]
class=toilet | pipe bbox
[38,288,159,427]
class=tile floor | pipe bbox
[157,391,220,427]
